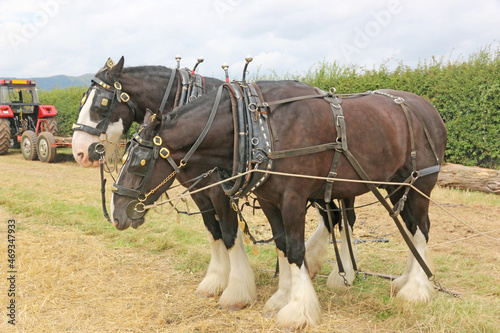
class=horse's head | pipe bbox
[111,110,178,230]
[72,56,137,167]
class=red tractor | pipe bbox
[0,79,69,162]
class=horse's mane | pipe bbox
[123,66,172,80]
[163,87,222,129]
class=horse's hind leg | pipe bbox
[388,187,436,302]
[305,201,338,279]
[306,198,357,287]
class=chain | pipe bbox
[98,132,122,148]
[139,169,178,203]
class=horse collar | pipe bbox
[219,82,273,198]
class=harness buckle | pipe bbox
[120,92,130,103]
[394,97,405,104]
[153,136,163,146]
[114,82,122,90]
[159,147,170,159]
[336,115,344,127]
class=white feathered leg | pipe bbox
[305,211,330,278]
[392,228,435,302]
[196,232,230,297]
[275,263,321,329]
[219,230,257,309]
[327,223,356,288]
[263,249,291,315]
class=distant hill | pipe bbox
[5,74,93,90]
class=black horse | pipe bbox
[112,80,447,328]
[71,57,345,311]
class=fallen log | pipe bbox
[437,163,500,195]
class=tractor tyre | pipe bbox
[37,131,57,163]
[21,130,38,161]
[46,117,59,135]
[0,119,10,155]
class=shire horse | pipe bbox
[71,57,342,311]
[111,80,447,328]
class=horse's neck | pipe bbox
[128,69,222,124]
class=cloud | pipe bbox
[0,0,498,78]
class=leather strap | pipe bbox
[340,199,358,273]
[181,85,224,165]
[267,142,341,160]
[158,67,177,113]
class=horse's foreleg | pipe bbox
[258,199,292,314]
[263,249,291,315]
[196,230,230,297]
[275,198,321,329]
[217,203,256,310]
[218,230,257,309]
[190,194,231,298]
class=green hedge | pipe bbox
[293,44,500,169]
[39,44,499,168]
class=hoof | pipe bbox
[219,302,247,311]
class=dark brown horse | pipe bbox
[71,57,343,312]
[111,80,447,328]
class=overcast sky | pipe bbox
[0,0,498,81]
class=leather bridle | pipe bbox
[112,84,225,220]
[72,76,139,143]
[72,66,177,160]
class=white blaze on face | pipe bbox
[72,88,125,167]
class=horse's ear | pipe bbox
[143,109,154,125]
[108,56,125,81]
[142,109,163,138]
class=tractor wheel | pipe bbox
[0,119,10,155]
[46,117,59,135]
[21,130,38,161]
[37,131,57,163]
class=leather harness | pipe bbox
[257,88,441,281]
[219,82,273,198]
[114,82,443,286]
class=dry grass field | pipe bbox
[0,149,499,332]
